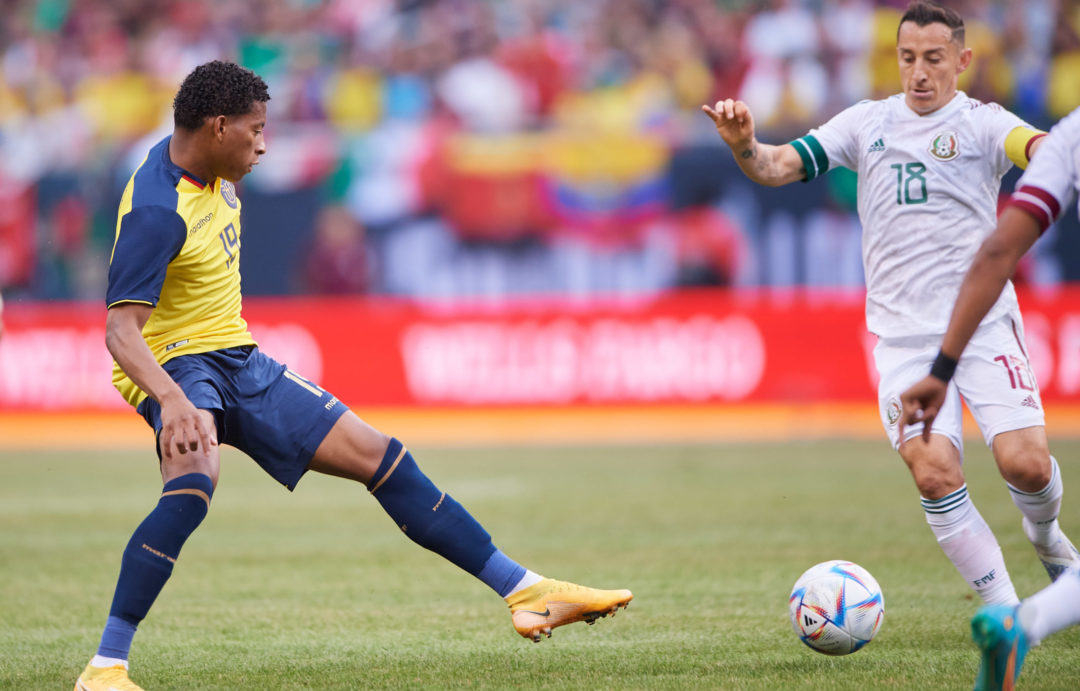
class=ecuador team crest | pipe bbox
[929,131,959,161]
[221,180,238,208]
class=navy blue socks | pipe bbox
[96,440,520,663]
[368,438,525,595]
[477,549,528,597]
[97,473,213,660]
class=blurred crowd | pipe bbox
[0,0,1077,301]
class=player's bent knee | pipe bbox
[308,412,391,483]
[902,449,965,500]
[327,411,390,453]
[912,472,965,501]
[161,448,220,488]
[999,454,1052,492]
[900,452,962,496]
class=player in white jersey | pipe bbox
[900,106,1080,691]
[704,0,1079,606]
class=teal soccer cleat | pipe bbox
[972,604,1029,691]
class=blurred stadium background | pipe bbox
[4,0,1080,445]
[7,5,1080,688]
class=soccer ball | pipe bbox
[788,560,884,655]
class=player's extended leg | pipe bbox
[971,566,1080,691]
[76,410,220,691]
[972,603,1029,691]
[992,427,1080,581]
[1019,565,1080,646]
[307,411,632,641]
[900,434,1019,605]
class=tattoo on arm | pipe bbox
[740,145,756,160]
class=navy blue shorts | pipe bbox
[137,346,349,490]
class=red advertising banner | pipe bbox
[2,288,1080,412]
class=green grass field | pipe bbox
[2,439,1079,689]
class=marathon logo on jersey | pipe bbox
[189,212,214,236]
[221,180,239,209]
[867,137,885,153]
[929,131,959,161]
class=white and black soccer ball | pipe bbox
[788,560,884,655]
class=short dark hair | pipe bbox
[173,60,270,130]
[897,1,965,45]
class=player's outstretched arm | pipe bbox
[940,206,1041,360]
[701,99,806,187]
[105,303,216,459]
[899,206,1042,441]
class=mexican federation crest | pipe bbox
[929,131,959,161]
[886,398,901,426]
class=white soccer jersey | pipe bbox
[791,92,1031,338]
[1009,106,1080,232]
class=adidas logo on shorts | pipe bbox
[1020,395,1040,410]
[867,137,885,153]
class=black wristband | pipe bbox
[930,350,959,383]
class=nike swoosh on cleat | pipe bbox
[520,608,551,617]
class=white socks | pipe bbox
[922,485,1019,605]
[1019,566,1080,646]
[506,569,543,597]
[1009,456,1064,547]
[90,655,128,669]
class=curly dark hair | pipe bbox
[898,1,965,45]
[173,60,271,130]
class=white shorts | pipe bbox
[875,313,1045,453]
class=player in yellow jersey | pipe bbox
[74,61,631,691]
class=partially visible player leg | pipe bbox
[1018,565,1080,645]
[902,435,1020,606]
[307,411,632,641]
[960,317,1080,582]
[993,429,1080,581]
[971,603,1029,691]
[877,337,1017,604]
[972,566,1080,691]
[77,411,219,691]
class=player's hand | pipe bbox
[701,99,756,149]
[158,393,216,461]
[898,375,947,444]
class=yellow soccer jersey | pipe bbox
[107,135,255,407]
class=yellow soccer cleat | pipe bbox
[505,578,632,642]
[74,663,144,691]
